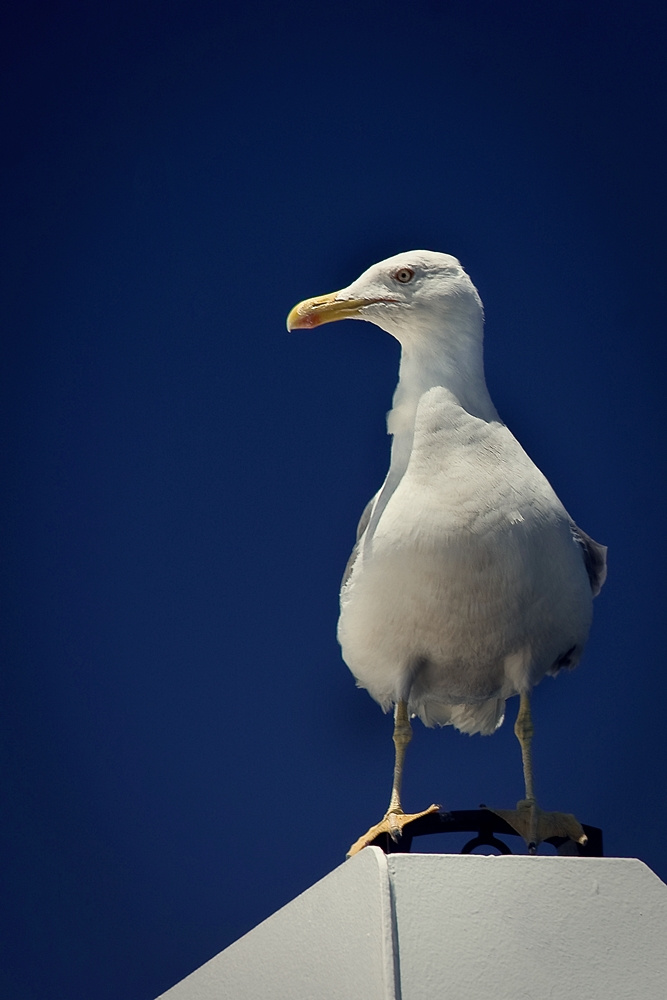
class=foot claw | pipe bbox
[347,804,440,857]
[489,799,587,850]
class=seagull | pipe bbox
[287,250,606,855]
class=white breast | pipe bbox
[337,387,593,734]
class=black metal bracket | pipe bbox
[369,807,603,857]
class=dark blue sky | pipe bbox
[2,2,666,997]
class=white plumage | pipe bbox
[288,250,606,853]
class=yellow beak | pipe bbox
[286,292,373,331]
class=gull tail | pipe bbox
[414,697,506,736]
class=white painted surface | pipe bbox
[387,853,667,1000]
[157,850,667,1000]
[157,847,397,1000]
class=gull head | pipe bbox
[286,250,484,346]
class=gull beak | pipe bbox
[286,291,373,331]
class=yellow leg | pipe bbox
[490,692,587,851]
[347,701,439,857]
[386,700,412,823]
[516,692,536,799]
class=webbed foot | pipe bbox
[347,803,440,857]
[489,798,587,853]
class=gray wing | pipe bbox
[570,521,608,597]
[341,493,377,589]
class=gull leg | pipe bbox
[514,691,539,851]
[490,692,587,851]
[347,700,439,857]
[386,699,415,832]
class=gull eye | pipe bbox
[393,267,414,284]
